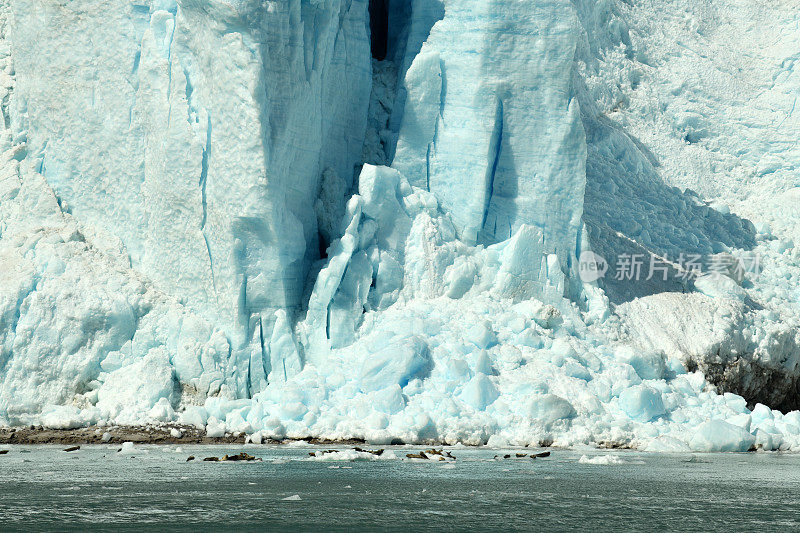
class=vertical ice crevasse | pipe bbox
[481,97,504,238]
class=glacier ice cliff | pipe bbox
[1,0,799,452]
[9,0,372,398]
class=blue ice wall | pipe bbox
[9,0,372,396]
[392,0,587,286]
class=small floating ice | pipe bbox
[117,441,137,454]
[307,449,397,462]
[578,454,626,465]
[282,495,302,501]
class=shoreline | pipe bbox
[0,425,580,449]
[0,426,368,446]
[0,427,774,453]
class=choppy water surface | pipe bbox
[1,444,799,531]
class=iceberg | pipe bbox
[1,0,800,452]
[689,420,756,453]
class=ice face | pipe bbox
[393,0,587,272]
[0,156,230,426]
[9,0,372,396]
[2,0,800,452]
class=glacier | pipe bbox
[0,0,799,453]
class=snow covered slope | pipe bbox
[574,0,800,411]
[1,0,799,452]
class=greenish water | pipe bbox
[1,444,799,532]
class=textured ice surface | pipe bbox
[393,0,587,269]
[9,0,372,397]
[1,0,800,452]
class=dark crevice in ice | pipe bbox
[369,0,389,60]
[482,98,504,232]
[258,316,270,385]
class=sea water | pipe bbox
[1,446,800,531]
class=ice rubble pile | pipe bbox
[1,0,799,452]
